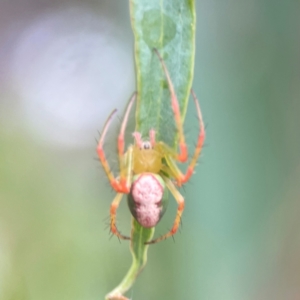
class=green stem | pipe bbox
[105,219,154,300]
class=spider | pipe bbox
[97,50,205,244]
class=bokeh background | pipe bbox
[1,1,300,299]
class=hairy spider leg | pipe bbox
[110,193,130,240]
[97,93,136,193]
[97,109,122,192]
[117,93,136,190]
[154,48,188,163]
[181,89,205,183]
[146,177,185,244]
[109,148,133,240]
[159,89,205,186]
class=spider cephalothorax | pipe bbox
[97,50,205,244]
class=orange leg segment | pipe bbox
[97,109,123,192]
[178,89,205,185]
[146,178,185,244]
[110,193,130,240]
[97,94,136,194]
[118,93,136,156]
[162,89,205,187]
[132,132,142,148]
[118,93,136,189]
[154,49,188,163]
[149,129,156,147]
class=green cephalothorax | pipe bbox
[127,173,169,228]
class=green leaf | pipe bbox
[130,0,196,148]
[105,1,195,299]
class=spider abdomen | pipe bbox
[127,173,169,228]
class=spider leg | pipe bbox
[118,93,136,191]
[146,177,184,244]
[123,146,134,191]
[159,90,205,186]
[109,147,133,230]
[132,132,142,148]
[110,193,130,240]
[149,129,156,147]
[97,109,122,192]
[154,49,187,162]
[97,94,136,194]
[178,89,205,185]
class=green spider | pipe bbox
[97,50,205,244]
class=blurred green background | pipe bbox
[0,1,300,299]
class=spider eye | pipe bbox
[141,142,151,150]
